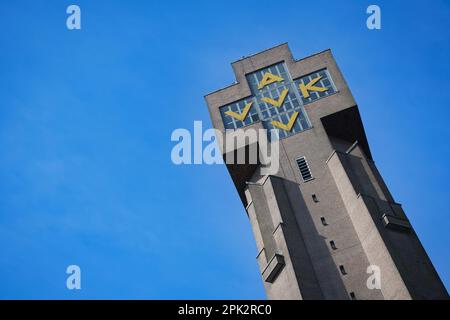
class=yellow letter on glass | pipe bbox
[261,89,289,107]
[258,72,284,90]
[299,76,328,98]
[271,112,299,132]
[224,102,253,122]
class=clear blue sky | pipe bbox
[0,0,449,299]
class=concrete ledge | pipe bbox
[381,214,411,232]
[262,254,285,283]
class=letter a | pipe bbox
[66,5,81,30]
[366,265,381,290]
[366,5,381,30]
[171,129,192,165]
[66,265,81,290]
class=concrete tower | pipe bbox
[204,44,448,300]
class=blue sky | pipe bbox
[0,0,449,299]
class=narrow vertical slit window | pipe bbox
[312,194,319,202]
[320,217,327,226]
[330,240,337,250]
[296,156,313,182]
[349,292,356,300]
[339,265,347,275]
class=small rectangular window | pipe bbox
[296,156,313,182]
[312,194,319,202]
[320,217,327,226]
[330,240,337,250]
[339,265,347,275]
[349,292,356,300]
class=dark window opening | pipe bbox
[339,265,347,275]
[330,240,337,250]
[320,217,327,226]
[349,292,356,300]
[312,194,319,202]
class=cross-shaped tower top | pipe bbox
[219,59,336,140]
